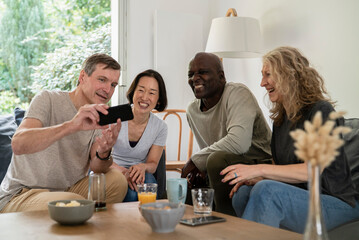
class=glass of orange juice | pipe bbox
[137,183,157,205]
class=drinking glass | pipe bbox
[137,183,157,205]
[191,188,214,215]
[88,172,106,211]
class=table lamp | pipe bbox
[205,8,262,58]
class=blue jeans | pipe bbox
[123,172,157,202]
[232,180,359,233]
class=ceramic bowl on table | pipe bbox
[48,199,95,225]
[140,202,185,233]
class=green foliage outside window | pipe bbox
[0,0,48,102]
[30,23,111,93]
[0,0,111,114]
[0,91,29,115]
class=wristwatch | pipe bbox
[96,150,112,161]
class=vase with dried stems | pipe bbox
[290,111,351,240]
[306,162,327,240]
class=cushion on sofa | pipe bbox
[153,150,166,199]
[328,219,359,240]
[329,118,359,239]
[0,108,25,183]
[0,114,17,183]
[343,118,359,193]
[14,107,25,126]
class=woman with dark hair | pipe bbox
[111,69,168,201]
[221,46,359,233]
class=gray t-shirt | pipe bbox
[0,90,99,210]
[187,82,272,172]
[112,112,167,168]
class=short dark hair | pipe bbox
[126,69,167,112]
[82,53,121,76]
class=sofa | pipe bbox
[328,118,359,240]
[0,108,24,182]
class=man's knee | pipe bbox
[207,151,232,172]
[105,168,128,203]
[1,190,85,213]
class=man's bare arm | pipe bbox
[12,104,110,155]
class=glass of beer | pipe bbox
[137,183,157,205]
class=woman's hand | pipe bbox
[129,163,146,185]
[221,164,263,185]
[125,169,138,191]
[111,163,137,190]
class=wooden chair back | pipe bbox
[153,109,193,172]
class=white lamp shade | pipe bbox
[205,16,262,58]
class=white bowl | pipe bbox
[140,202,185,233]
[48,199,95,225]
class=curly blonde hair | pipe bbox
[263,46,333,126]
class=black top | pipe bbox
[129,141,138,148]
[271,100,357,206]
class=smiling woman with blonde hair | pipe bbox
[221,46,359,233]
[264,46,333,126]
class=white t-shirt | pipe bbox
[112,112,167,168]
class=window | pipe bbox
[0,0,111,114]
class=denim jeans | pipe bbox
[123,172,157,202]
[232,180,359,233]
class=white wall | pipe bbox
[125,0,211,177]
[126,0,359,119]
[126,0,211,85]
[211,0,359,118]
[124,0,359,176]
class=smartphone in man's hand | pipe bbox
[98,103,134,126]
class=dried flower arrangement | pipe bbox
[290,111,351,240]
[290,111,351,168]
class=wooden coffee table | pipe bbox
[0,201,302,239]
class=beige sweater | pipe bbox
[187,82,272,172]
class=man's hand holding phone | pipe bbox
[98,103,134,126]
[71,104,111,131]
